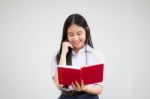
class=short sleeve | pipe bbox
[93,49,105,86]
[94,49,105,64]
[50,53,58,78]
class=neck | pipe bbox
[73,48,79,54]
[74,45,86,54]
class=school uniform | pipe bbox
[51,45,105,99]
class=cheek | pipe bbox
[80,35,86,42]
[67,36,72,42]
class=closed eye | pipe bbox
[68,34,74,36]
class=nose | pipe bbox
[73,35,78,41]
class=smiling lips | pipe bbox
[72,41,80,46]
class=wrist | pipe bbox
[60,53,67,60]
[59,53,67,65]
[82,86,89,92]
[61,50,67,56]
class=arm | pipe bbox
[59,41,74,65]
[83,84,103,95]
[52,42,74,88]
[52,52,66,89]
[53,71,63,89]
[72,80,103,95]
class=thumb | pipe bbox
[57,84,64,89]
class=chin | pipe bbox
[73,43,84,49]
[74,45,83,49]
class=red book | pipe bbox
[58,64,104,85]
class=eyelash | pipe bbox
[68,33,81,36]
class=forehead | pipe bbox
[67,24,85,33]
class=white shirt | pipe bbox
[50,45,105,90]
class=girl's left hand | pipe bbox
[71,80,86,91]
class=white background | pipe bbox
[0,0,150,99]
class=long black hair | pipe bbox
[56,14,94,65]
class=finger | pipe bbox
[58,84,64,88]
[68,43,74,49]
[71,82,76,89]
[75,81,81,88]
[81,80,84,87]
[57,84,64,89]
[63,42,74,49]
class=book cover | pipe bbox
[58,64,104,85]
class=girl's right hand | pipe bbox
[61,41,74,55]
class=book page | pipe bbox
[58,65,80,70]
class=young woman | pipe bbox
[51,14,105,99]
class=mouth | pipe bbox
[72,42,80,46]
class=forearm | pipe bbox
[53,71,58,84]
[54,53,66,85]
[53,71,64,89]
[53,50,67,89]
[59,42,71,65]
[59,53,66,65]
[83,85,103,95]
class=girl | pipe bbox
[51,14,105,99]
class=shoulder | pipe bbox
[86,45,105,64]
[50,50,58,64]
[87,45,104,58]
[51,50,58,58]
[92,49,104,58]
[50,50,59,77]
[92,49,105,62]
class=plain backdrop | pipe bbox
[0,0,150,99]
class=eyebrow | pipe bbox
[67,31,83,34]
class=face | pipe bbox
[67,24,86,52]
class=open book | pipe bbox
[58,64,104,85]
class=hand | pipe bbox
[71,80,86,92]
[54,78,64,90]
[61,41,74,55]
[53,72,64,90]
[56,84,64,90]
